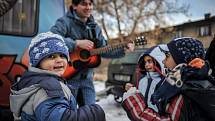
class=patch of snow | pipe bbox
[94,81,130,121]
[97,95,130,121]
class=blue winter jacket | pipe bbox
[10,67,105,121]
[50,9,125,80]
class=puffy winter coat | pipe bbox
[10,67,105,121]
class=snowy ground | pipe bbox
[94,81,130,121]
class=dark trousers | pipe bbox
[0,106,14,121]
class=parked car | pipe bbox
[105,48,147,103]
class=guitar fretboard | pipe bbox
[90,42,128,55]
[89,36,146,55]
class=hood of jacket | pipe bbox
[138,44,167,75]
[10,67,65,117]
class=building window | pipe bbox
[0,0,38,36]
[198,25,211,37]
[175,30,182,38]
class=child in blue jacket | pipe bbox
[10,32,105,121]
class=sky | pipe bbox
[173,0,215,25]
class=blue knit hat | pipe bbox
[167,37,205,64]
[29,32,70,67]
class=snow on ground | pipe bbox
[96,95,130,121]
[94,81,130,121]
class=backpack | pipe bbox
[182,76,215,121]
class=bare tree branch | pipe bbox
[93,0,189,40]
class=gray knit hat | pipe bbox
[167,37,205,64]
[29,32,69,67]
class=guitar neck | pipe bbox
[90,42,128,55]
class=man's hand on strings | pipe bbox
[76,39,94,50]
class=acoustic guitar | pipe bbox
[63,36,147,78]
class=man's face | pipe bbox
[73,0,93,20]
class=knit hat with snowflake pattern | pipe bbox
[167,37,205,64]
[29,31,69,67]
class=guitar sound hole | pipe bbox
[73,61,82,69]
[80,50,90,60]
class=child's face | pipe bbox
[39,53,68,76]
[144,56,155,72]
[162,52,177,70]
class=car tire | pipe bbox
[0,0,18,17]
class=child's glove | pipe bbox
[124,83,134,91]
[123,87,139,101]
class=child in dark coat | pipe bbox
[10,32,105,121]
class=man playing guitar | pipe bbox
[51,0,134,106]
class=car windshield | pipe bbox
[111,51,143,64]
